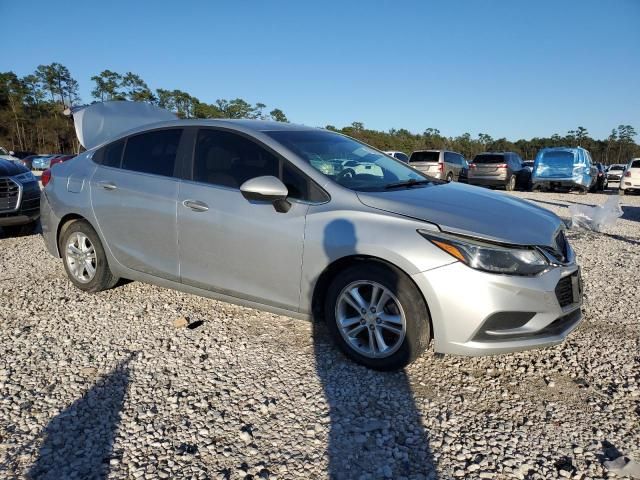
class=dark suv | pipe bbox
[0,158,40,235]
[468,152,530,191]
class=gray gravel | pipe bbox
[0,190,638,479]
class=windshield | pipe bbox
[266,130,431,191]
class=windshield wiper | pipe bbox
[384,179,432,190]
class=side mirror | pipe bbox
[240,176,291,213]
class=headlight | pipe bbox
[11,171,36,184]
[418,230,549,276]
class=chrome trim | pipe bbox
[0,177,22,213]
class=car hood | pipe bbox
[0,158,27,176]
[356,182,562,247]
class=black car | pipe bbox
[0,158,40,236]
[594,163,607,191]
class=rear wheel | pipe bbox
[445,172,453,182]
[60,220,119,292]
[506,175,516,191]
[324,262,430,371]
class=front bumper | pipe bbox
[413,261,582,356]
[0,180,40,226]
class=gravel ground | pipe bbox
[0,190,638,480]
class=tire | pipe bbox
[445,172,453,183]
[2,220,37,237]
[506,175,516,191]
[60,220,119,293]
[324,262,431,371]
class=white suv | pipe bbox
[620,158,640,195]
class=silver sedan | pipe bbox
[41,102,582,370]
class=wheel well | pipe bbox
[56,214,85,255]
[311,255,434,338]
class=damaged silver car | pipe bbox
[41,101,583,370]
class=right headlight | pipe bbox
[418,230,549,276]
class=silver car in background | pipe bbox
[41,102,583,370]
[408,150,466,182]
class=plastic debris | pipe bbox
[568,196,623,232]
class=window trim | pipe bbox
[188,126,330,204]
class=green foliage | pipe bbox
[0,63,638,165]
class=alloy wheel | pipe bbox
[65,232,97,283]
[335,280,407,359]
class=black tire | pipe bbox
[60,220,119,293]
[505,175,516,191]
[445,172,453,183]
[2,220,37,237]
[324,262,431,371]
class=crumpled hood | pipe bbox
[0,158,27,177]
[356,182,563,247]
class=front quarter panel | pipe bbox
[300,199,456,315]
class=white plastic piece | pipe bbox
[568,196,623,232]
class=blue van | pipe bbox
[532,147,597,193]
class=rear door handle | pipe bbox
[183,199,209,212]
[97,181,117,191]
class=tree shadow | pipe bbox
[314,219,437,479]
[27,354,134,479]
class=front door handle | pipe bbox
[183,199,209,212]
[97,181,117,191]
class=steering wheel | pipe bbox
[336,168,356,182]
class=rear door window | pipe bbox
[122,129,183,177]
[410,151,440,163]
[101,139,125,168]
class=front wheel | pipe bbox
[60,220,119,292]
[324,262,431,370]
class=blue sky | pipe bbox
[2,0,639,140]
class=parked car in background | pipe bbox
[594,163,607,191]
[50,154,76,168]
[620,158,640,195]
[384,151,409,163]
[0,147,21,163]
[606,164,626,185]
[41,101,583,370]
[408,150,466,182]
[468,152,530,191]
[20,154,49,170]
[32,154,64,170]
[0,158,40,235]
[532,147,596,193]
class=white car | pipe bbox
[0,147,20,163]
[619,158,640,195]
[384,151,409,163]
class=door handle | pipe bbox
[183,199,209,212]
[97,181,117,191]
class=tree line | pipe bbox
[1,62,638,164]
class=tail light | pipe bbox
[41,168,52,187]
[50,158,63,168]
[497,163,508,169]
[624,171,631,177]
[438,163,444,173]
[468,163,477,169]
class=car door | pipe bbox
[177,128,315,311]
[90,128,185,281]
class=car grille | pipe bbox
[556,273,578,307]
[0,177,20,212]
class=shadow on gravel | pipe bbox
[28,354,134,479]
[314,220,437,479]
